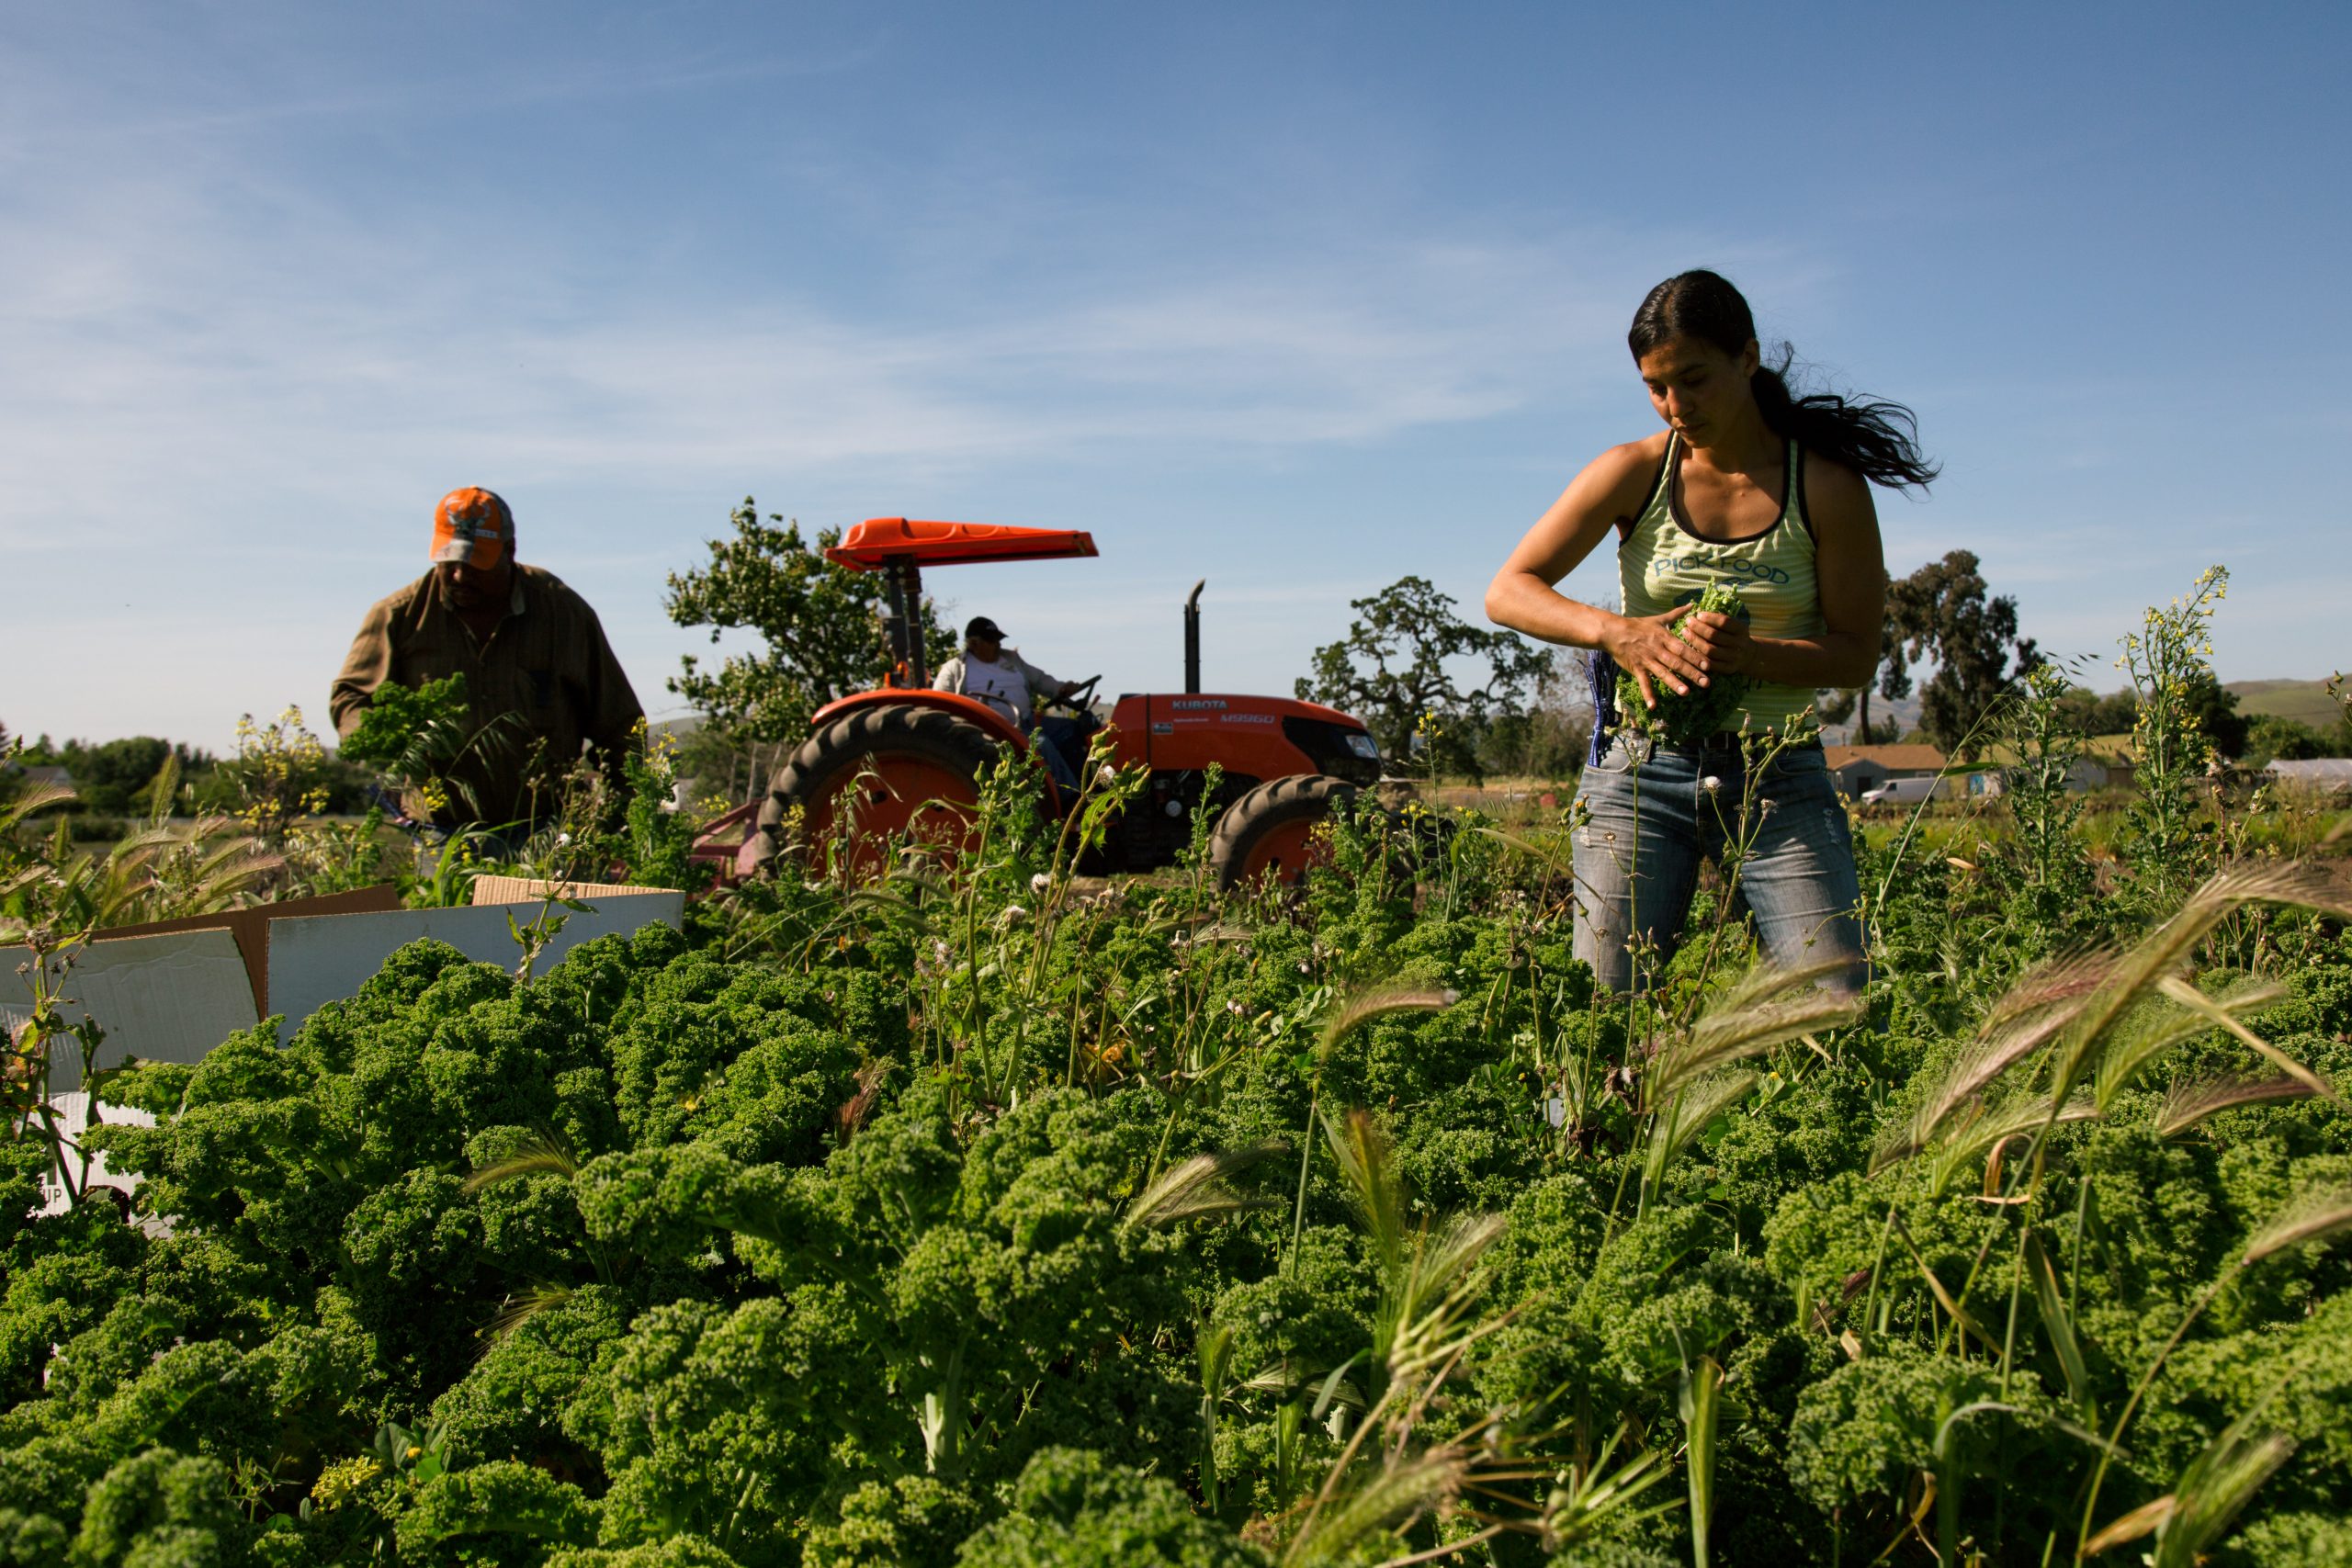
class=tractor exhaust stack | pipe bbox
[1183,580,1204,694]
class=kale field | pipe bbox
[6,609,2352,1567]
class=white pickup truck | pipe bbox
[1860,774,1951,806]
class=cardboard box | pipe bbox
[26,1090,161,1223]
[468,874,670,905]
[265,891,684,1028]
[5,886,683,1087]
[3,927,259,1090]
[69,884,405,1018]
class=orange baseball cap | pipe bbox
[432,488,513,569]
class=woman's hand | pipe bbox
[1679,610,1756,679]
[1604,605,1713,710]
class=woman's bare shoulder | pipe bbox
[1576,433,1671,506]
[1532,434,1669,540]
[1500,433,1670,584]
[1801,449,1872,513]
[1798,450,1883,566]
[1600,431,1670,474]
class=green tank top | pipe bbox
[1617,433,1823,734]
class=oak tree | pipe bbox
[1295,576,1552,782]
[665,500,954,798]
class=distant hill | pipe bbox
[1820,692,1923,746]
[2229,679,2344,729]
[1815,678,2340,747]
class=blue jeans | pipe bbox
[1031,716,1088,794]
[1570,735,1867,995]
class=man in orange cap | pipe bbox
[331,488,643,836]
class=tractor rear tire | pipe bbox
[1209,774,1357,891]
[750,703,1002,874]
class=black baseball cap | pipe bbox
[966,615,1006,641]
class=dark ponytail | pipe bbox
[1629,269,1939,492]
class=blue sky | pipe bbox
[4,2,2346,752]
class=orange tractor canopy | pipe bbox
[724,518,1385,887]
[824,517,1099,695]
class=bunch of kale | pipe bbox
[1613,581,1756,746]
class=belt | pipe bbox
[1638,731,1820,755]
[1633,730,1748,753]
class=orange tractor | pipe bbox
[728,518,1384,887]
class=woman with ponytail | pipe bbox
[1486,270,1932,994]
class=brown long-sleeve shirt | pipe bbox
[330,565,643,830]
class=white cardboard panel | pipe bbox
[265,893,684,1031]
[28,1090,161,1222]
[0,929,261,1090]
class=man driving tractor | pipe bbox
[933,615,1091,790]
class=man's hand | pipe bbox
[1056,680,1083,700]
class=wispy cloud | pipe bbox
[0,160,1662,556]
[0,35,1696,742]
[0,9,885,157]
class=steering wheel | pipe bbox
[1047,674,1102,714]
[971,690,1023,725]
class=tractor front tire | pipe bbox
[1209,774,1357,891]
[750,703,1002,874]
